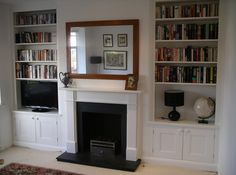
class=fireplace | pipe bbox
[57,88,141,171]
[77,102,127,158]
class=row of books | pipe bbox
[15,63,57,79]
[16,12,56,25]
[155,46,217,62]
[15,32,55,43]
[156,3,219,18]
[155,65,217,84]
[156,23,218,40]
[17,49,57,61]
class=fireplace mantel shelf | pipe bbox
[60,87,141,94]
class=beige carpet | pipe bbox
[0,146,217,175]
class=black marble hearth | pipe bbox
[56,152,141,171]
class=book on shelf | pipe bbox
[15,32,55,43]
[15,11,56,25]
[155,65,217,84]
[15,63,57,79]
[155,23,218,40]
[155,3,219,18]
[17,49,57,61]
[155,46,217,62]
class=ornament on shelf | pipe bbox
[193,97,215,124]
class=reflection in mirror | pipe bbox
[69,26,133,75]
[66,20,139,80]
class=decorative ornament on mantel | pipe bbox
[59,72,72,88]
[125,74,138,90]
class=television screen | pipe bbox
[21,81,58,111]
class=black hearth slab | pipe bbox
[56,152,141,172]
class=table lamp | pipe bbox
[165,90,184,121]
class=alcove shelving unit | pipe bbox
[147,0,219,170]
[12,9,62,150]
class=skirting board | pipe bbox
[142,156,217,172]
[14,141,66,152]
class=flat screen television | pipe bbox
[21,81,58,112]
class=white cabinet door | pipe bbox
[35,115,58,146]
[183,128,214,163]
[14,113,35,143]
[153,126,183,160]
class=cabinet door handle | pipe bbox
[32,117,34,120]
[37,118,39,120]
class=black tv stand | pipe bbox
[32,108,51,112]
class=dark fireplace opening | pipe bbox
[79,112,122,155]
[57,102,141,171]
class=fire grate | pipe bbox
[90,139,116,157]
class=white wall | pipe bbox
[217,0,236,174]
[0,3,13,150]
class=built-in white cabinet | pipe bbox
[152,123,215,163]
[13,111,60,149]
[14,112,35,143]
[153,126,182,160]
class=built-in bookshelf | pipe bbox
[154,0,219,120]
[14,9,57,81]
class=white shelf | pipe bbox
[15,42,56,46]
[155,16,219,22]
[16,78,58,82]
[155,39,218,43]
[15,61,57,63]
[13,108,59,115]
[148,118,216,129]
[155,82,216,86]
[14,23,56,28]
[155,61,217,64]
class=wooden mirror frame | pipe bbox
[66,19,139,80]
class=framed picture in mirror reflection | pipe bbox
[103,34,113,47]
[117,34,128,47]
[103,50,127,70]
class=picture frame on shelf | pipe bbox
[103,34,113,47]
[103,50,127,70]
[125,74,138,90]
[117,34,128,47]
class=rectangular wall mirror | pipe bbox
[66,19,139,80]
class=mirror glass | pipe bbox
[66,20,139,80]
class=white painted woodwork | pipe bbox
[183,128,214,163]
[14,112,35,143]
[35,115,58,146]
[152,125,215,163]
[153,126,182,159]
[62,87,141,161]
[13,111,59,147]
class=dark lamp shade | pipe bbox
[90,56,102,64]
[165,90,184,107]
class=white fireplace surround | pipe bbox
[62,87,141,161]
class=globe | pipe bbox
[193,97,215,123]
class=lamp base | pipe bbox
[198,118,209,124]
[168,110,180,121]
